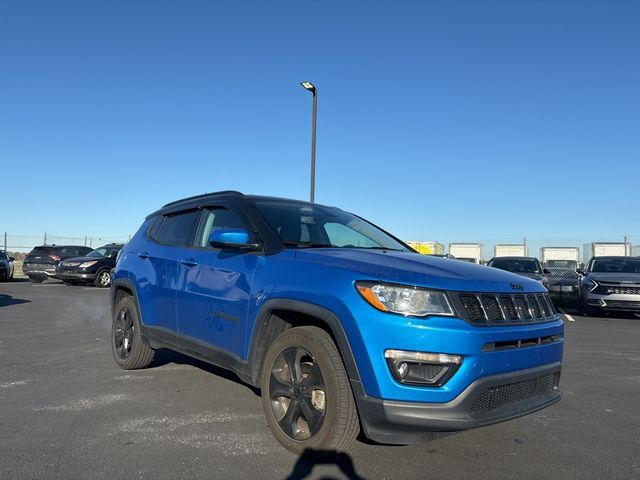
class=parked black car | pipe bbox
[0,250,15,281]
[23,245,93,283]
[546,267,580,297]
[56,244,124,287]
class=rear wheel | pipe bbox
[111,295,155,369]
[260,326,360,454]
[94,269,112,288]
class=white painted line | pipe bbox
[559,308,575,322]
[82,288,106,291]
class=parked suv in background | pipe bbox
[0,250,15,281]
[487,256,550,290]
[111,191,563,453]
[578,256,640,316]
[56,243,124,288]
[23,245,93,283]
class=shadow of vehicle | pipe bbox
[148,348,260,396]
[0,293,31,307]
[284,448,367,480]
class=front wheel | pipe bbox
[94,269,112,288]
[260,326,360,454]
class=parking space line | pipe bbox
[559,308,575,322]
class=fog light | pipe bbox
[384,349,462,387]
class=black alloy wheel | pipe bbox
[111,295,155,369]
[269,346,326,441]
[260,326,359,454]
[114,307,134,361]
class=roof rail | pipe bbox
[162,190,245,208]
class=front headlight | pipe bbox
[583,277,598,292]
[79,260,98,268]
[356,282,454,317]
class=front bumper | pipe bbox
[55,269,97,282]
[356,362,562,444]
[548,284,577,296]
[585,293,640,311]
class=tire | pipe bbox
[94,268,112,288]
[260,326,360,454]
[111,295,155,370]
[578,295,597,317]
[28,275,45,283]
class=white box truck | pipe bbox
[540,247,580,269]
[494,244,528,258]
[633,245,640,257]
[448,243,483,263]
[582,242,631,263]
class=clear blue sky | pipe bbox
[1,0,639,243]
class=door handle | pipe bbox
[180,258,199,267]
[137,251,150,259]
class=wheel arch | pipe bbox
[247,299,362,388]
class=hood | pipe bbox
[293,249,545,293]
[59,255,103,265]
[587,272,640,285]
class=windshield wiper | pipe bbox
[282,240,337,249]
[346,246,405,251]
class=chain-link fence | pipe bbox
[2,232,131,254]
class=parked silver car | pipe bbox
[578,256,640,316]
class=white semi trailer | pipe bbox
[633,245,640,257]
[448,243,483,263]
[540,247,580,268]
[582,242,631,263]
[494,244,528,258]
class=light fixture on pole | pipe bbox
[300,81,317,203]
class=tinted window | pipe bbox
[197,208,247,247]
[489,258,542,274]
[156,210,201,246]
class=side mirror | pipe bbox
[576,268,585,276]
[9,257,15,262]
[209,229,259,251]
[543,268,550,275]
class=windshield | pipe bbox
[590,258,640,273]
[87,247,120,258]
[252,200,409,251]
[489,258,542,274]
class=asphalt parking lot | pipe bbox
[1,281,639,480]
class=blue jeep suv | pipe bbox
[110,191,563,453]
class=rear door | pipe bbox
[176,205,261,358]
[136,209,202,340]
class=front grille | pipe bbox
[471,373,557,414]
[515,295,532,320]
[603,300,640,310]
[528,295,542,318]
[460,295,485,323]
[454,292,557,326]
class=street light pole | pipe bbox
[300,81,317,203]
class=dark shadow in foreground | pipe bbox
[285,448,367,480]
[0,293,31,308]
[149,348,260,396]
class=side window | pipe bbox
[155,210,201,246]
[197,208,247,247]
[323,222,378,248]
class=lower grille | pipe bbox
[603,300,640,310]
[471,373,557,414]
